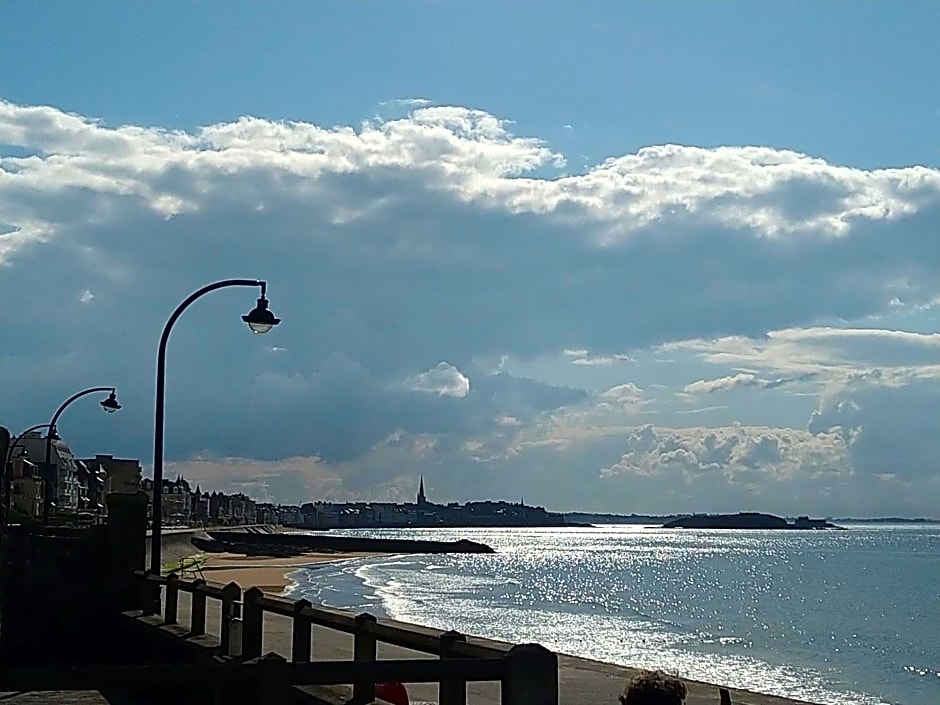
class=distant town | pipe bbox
[8,431,573,528]
[8,431,938,528]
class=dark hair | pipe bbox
[618,670,687,705]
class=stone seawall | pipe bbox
[204,529,495,554]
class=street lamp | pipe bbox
[43,387,122,522]
[151,279,280,574]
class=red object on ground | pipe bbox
[375,681,410,705]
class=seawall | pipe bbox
[205,529,495,554]
[144,525,274,568]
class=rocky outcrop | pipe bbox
[663,512,841,529]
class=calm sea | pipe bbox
[284,525,939,705]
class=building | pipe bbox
[255,502,279,525]
[75,461,107,514]
[228,493,257,525]
[8,456,44,520]
[17,431,85,514]
[191,487,210,522]
[208,491,229,523]
[417,475,428,507]
[81,455,142,498]
[141,475,193,524]
[278,505,301,525]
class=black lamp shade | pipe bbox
[242,296,281,335]
[100,391,122,413]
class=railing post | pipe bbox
[291,598,313,662]
[254,652,288,704]
[241,587,264,659]
[164,573,179,624]
[440,629,468,705]
[501,643,558,705]
[219,582,242,656]
[140,570,159,617]
[720,687,733,704]
[133,571,147,613]
[190,579,207,636]
[352,612,377,704]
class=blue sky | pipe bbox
[2,2,940,516]
[3,1,938,169]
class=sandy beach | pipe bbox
[192,551,386,594]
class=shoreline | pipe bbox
[196,550,387,595]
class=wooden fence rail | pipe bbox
[133,569,558,705]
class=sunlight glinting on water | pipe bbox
[285,525,939,705]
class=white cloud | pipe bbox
[668,326,940,401]
[681,371,817,396]
[600,424,849,483]
[79,289,94,304]
[669,327,940,371]
[571,353,634,366]
[381,98,433,109]
[405,362,471,398]
[600,382,645,404]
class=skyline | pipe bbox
[2,3,940,517]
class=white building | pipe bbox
[17,431,84,514]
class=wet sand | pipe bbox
[196,551,385,594]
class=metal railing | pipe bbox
[133,569,558,705]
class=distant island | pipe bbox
[831,517,939,524]
[663,512,844,530]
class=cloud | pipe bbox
[3,98,940,515]
[601,423,848,480]
[681,371,817,396]
[593,423,871,513]
[599,382,645,405]
[4,99,940,371]
[668,327,940,379]
[682,373,761,395]
[808,378,940,481]
[381,98,433,109]
[570,353,634,366]
[405,362,471,397]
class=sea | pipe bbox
[283,524,940,705]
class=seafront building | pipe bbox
[16,431,87,515]
[8,456,44,519]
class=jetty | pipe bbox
[195,527,495,556]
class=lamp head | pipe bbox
[100,391,122,414]
[242,295,281,335]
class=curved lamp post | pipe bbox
[43,387,122,522]
[6,423,52,466]
[151,279,280,574]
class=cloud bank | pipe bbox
[2,98,939,515]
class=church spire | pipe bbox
[417,475,427,506]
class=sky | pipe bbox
[2,1,940,517]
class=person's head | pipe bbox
[618,670,687,705]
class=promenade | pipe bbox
[173,589,813,705]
